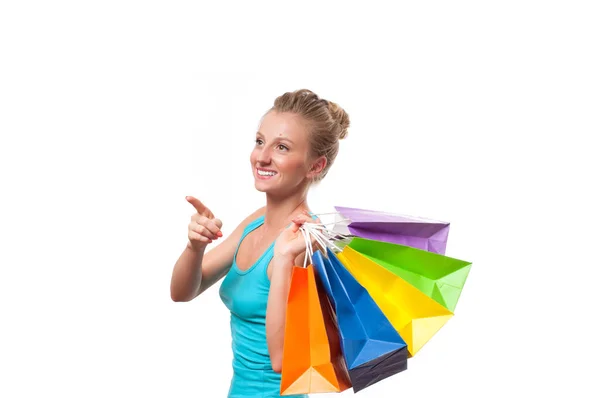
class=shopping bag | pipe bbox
[336,246,453,357]
[312,248,408,393]
[333,206,450,254]
[346,238,472,312]
[280,264,351,395]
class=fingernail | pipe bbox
[217,231,223,237]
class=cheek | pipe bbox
[278,155,308,173]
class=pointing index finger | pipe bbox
[186,196,209,216]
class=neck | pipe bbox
[263,185,311,231]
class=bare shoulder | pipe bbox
[212,206,266,250]
[237,206,266,231]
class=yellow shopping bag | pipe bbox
[337,246,453,357]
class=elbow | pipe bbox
[271,358,282,374]
[170,280,202,302]
[269,349,283,373]
[170,288,192,302]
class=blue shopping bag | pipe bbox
[312,248,408,393]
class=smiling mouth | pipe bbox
[257,168,278,177]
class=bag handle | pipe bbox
[300,223,344,255]
[300,226,314,268]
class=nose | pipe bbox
[257,146,271,164]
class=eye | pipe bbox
[255,138,263,145]
[277,144,289,151]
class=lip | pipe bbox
[255,167,278,180]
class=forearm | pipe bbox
[265,254,295,373]
[170,243,206,302]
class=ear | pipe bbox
[307,155,327,179]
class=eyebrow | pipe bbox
[256,132,294,145]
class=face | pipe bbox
[250,111,326,195]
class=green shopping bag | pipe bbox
[345,238,472,312]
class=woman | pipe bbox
[170,89,350,397]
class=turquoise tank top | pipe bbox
[219,215,309,398]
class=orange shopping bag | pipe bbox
[280,263,351,395]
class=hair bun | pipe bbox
[327,101,350,140]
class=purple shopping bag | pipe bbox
[332,206,450,255]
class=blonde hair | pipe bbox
[269,89,350,182]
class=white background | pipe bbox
[1,1,599,397]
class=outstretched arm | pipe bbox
[170,199,265,302]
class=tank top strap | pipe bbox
[238,212,318,245]
[240,214,266,239]
[231,211,321,276]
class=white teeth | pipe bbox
[258,169,276,176]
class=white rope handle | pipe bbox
[303,211,352,226]
[302,223,343,254]
[297,221,351,268]
[300,225,312,268]
[301,227,308,268]
[304,226,328,254]
[312,230,338,254]
[305,224,354,243]
[306,211,341,217]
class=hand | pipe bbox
[273,212,319,263]
[185,196,223,252]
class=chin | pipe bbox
[254,184,268,193]
[254,181,276,194]
[254,179,288,196]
